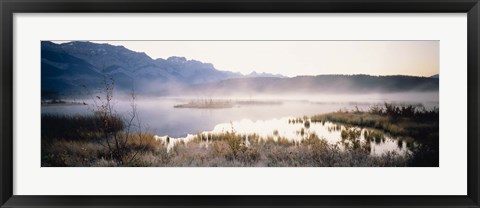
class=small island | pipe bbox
[41,99,84,106]
[174,99,235,109]
[174,99,284,109]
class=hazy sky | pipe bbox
[53,41,439,77]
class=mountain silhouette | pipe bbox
[41,41,439,99]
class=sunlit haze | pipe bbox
[52,40,439,77]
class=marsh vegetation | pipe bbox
[42,102,438,167]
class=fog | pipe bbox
[155,92,439,104]
[43,91,439,137]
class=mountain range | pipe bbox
[41,41,439,99]
[179,74,439,96]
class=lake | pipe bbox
[42,93,438,156]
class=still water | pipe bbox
[42,95,437,156]
[154,117,412,156]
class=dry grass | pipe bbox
[43,126,410,167]
[42,103,437,167]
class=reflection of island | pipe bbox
[174,99,284,109]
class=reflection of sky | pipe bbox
[42,95,438,138]
[43,98,360,137]
[42,96,431,155]
[153,117,410,156]
[209,118,409,156]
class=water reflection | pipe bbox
[42,97,438,138]
[42,97,430,156]
[155,117,412,156]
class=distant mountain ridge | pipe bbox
[179,74,439,95]
[41,41,439,99]
[42,41,255,97]
[47,41,245,83]
[245,71,286,78]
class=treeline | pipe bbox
[187,75,439,95]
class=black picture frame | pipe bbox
[1,0,479,207]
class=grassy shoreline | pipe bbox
[41,104,438,167]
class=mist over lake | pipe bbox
[42,92,438,138]
[43,93,438,158]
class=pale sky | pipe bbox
[53,41,439,77]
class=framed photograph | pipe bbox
[1,0,479,207]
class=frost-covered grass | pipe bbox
[42,103,438,167]
[41,115,409,167]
